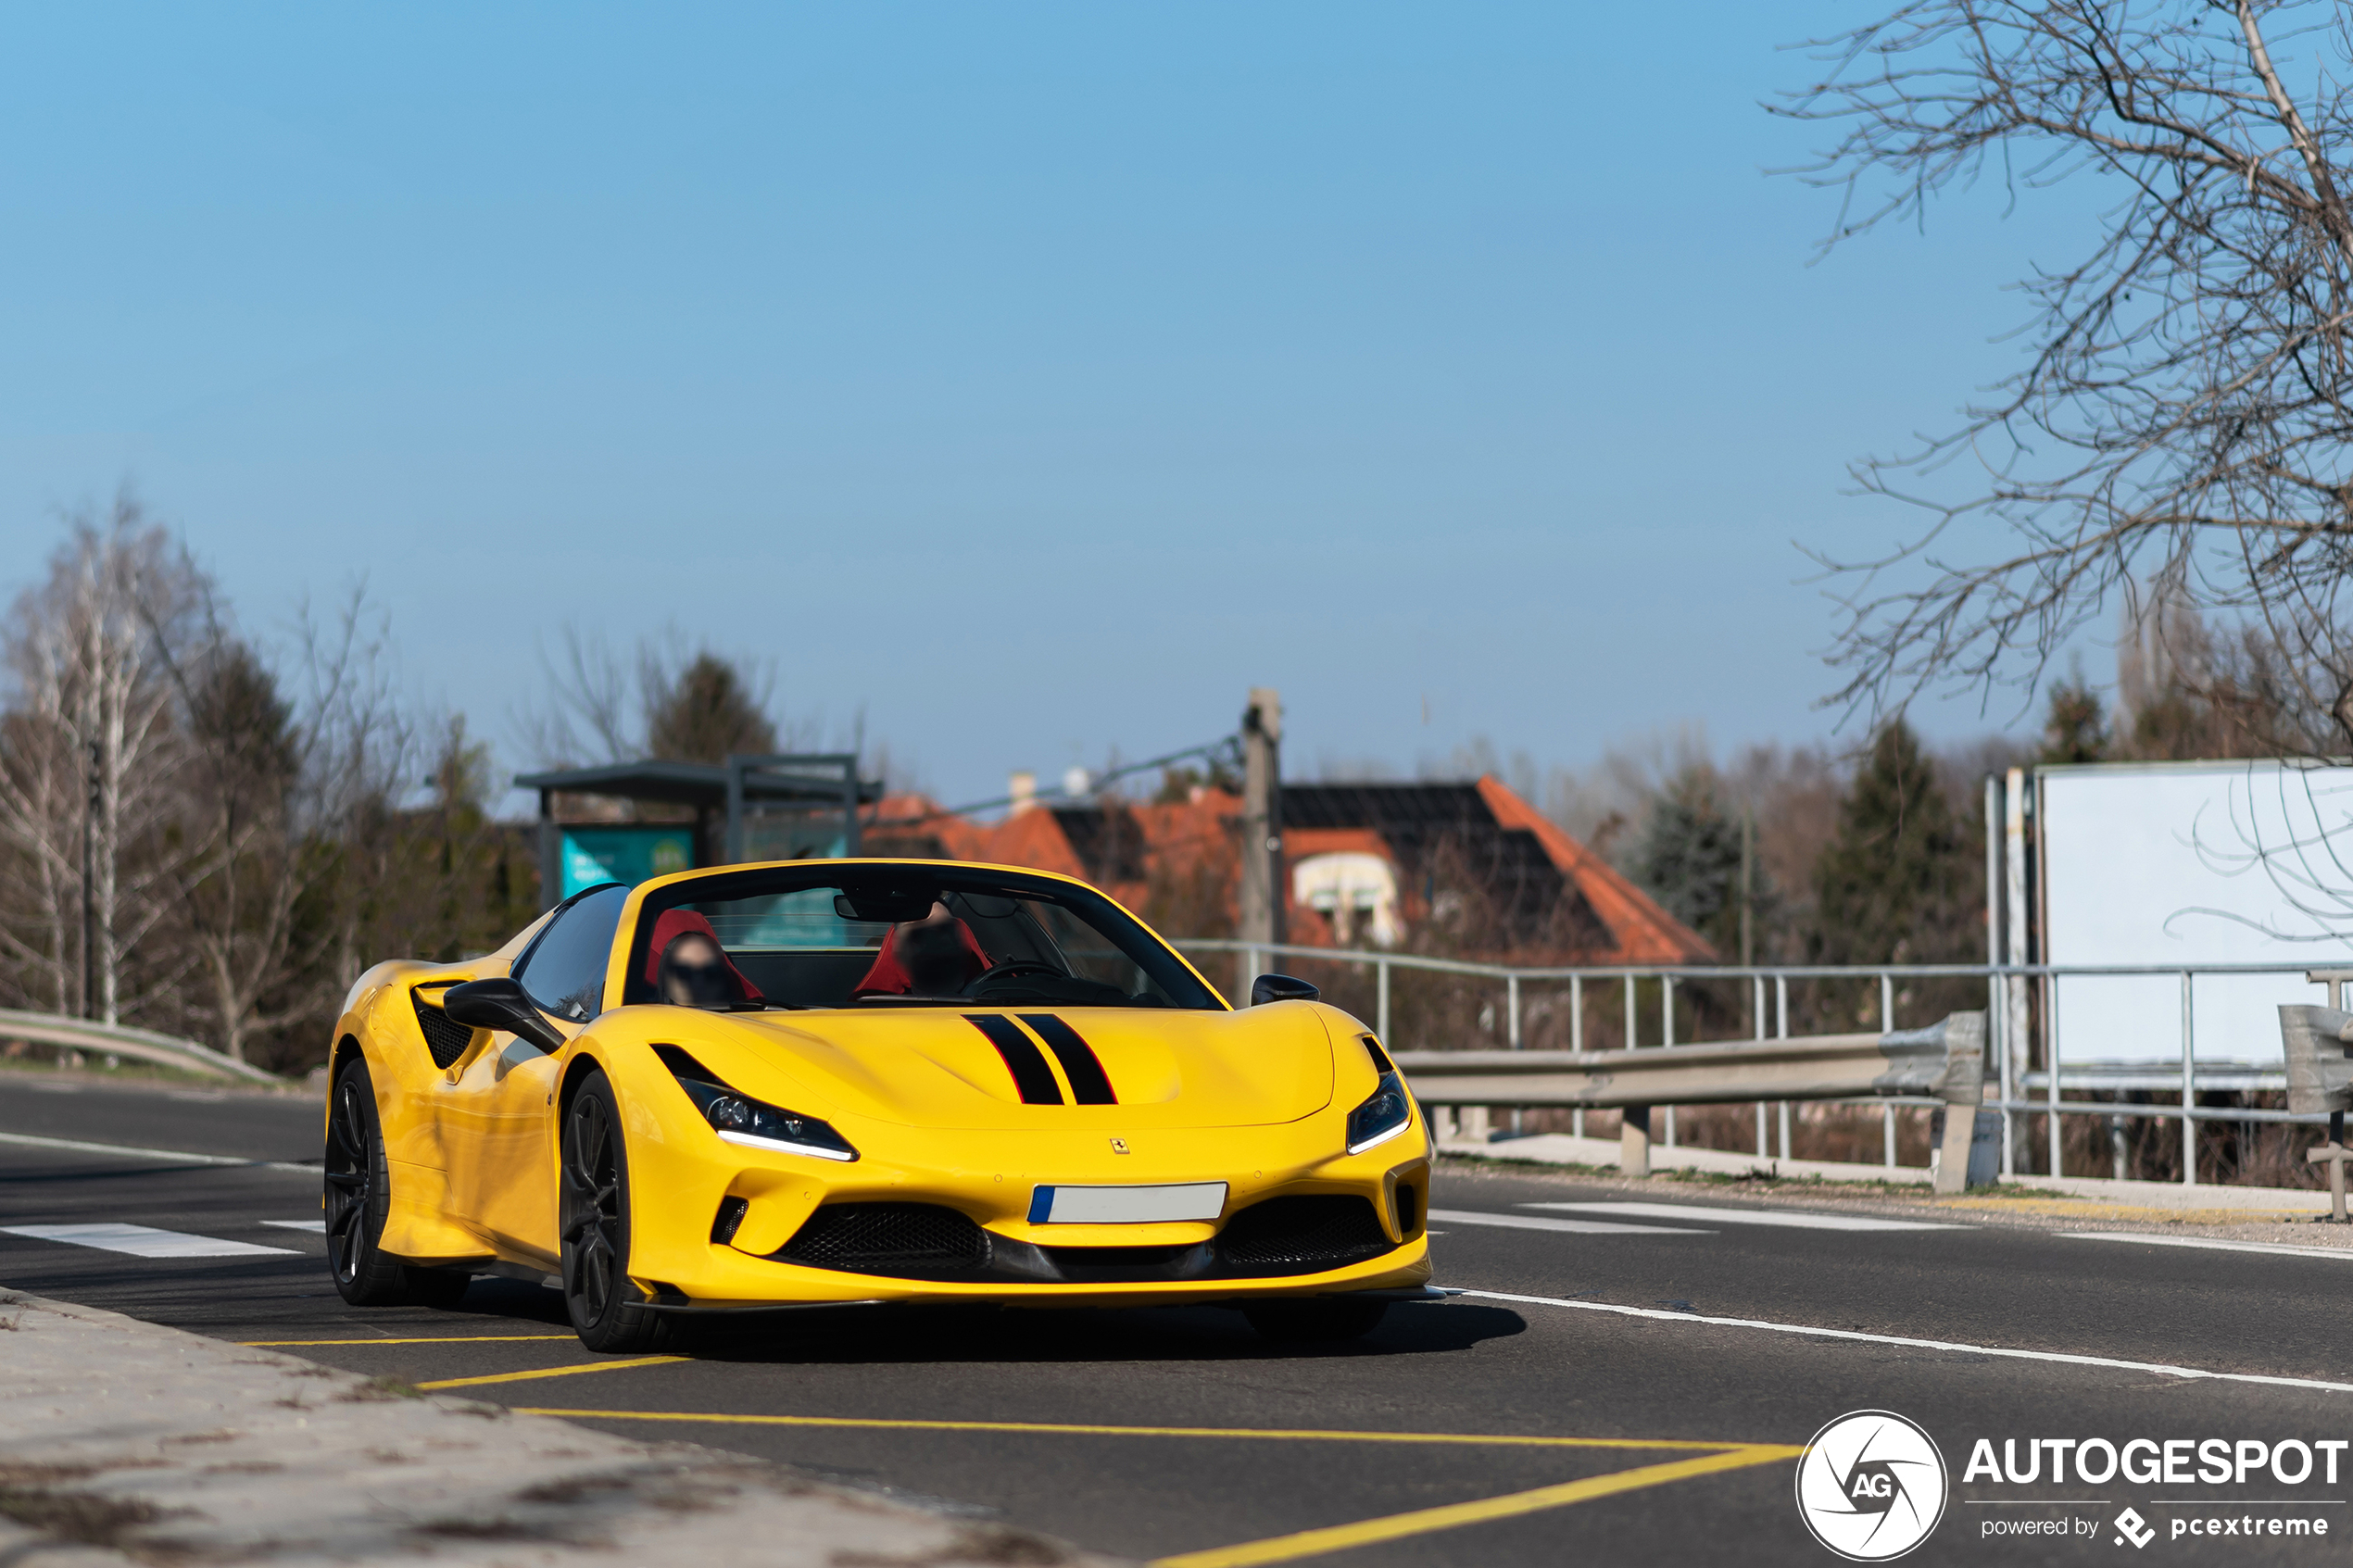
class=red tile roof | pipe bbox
[862,775,1711,967]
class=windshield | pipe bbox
[623,865,1223,1011]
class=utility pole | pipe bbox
[1738,809,1754,969]
[82,737,99,1021]
[1237,687,1283,997]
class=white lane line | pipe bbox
[1428,1208,1711,1236]
[1461,1287,2353,1397]
[0,1130,314,1175]
[0,1223,297,1259]
[2063,1232,2353,1261]
[1522,1201,1963,1233]
[261,1220,325,1234]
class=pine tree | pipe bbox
[645,654,776,763]
[1633,766,1753,952]
[2039,671,2108,764]
[1809,718,1969,967]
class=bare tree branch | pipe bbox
[1778,1,2353,732]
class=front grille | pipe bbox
[411,992,475,1070]
[1044,1245,1189,1269]
[776,1203,990,1275]
[1041,1243,1192,1280]
[1217,1196,1394,1272]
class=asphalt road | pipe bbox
[6,1071,2353,1564]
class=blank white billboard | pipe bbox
[2041,762,2353,1063]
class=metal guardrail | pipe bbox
[1394,1012,1987,1194]
[1175,937,2347,1187]
[0,1010,288,1086]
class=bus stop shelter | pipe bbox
[514,753,880,909]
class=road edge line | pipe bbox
[1463,1287,2353,1394]
[0,1129,314,1174]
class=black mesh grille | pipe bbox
[776,1203,989,1275]
[1218,1196,1394,1271]
[411,991,475,1070]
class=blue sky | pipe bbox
[0,4,2083,809]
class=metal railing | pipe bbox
[0,1010,288,1085]
[1393,1012,1987,1194]
[1173,937,2342,1189]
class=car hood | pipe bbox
[659,1003,1336,1130]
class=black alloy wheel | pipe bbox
[1241,1297,1390,1344]
[560,1069,675,1352]
[324,1056,470,1309]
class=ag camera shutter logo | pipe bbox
[1794,1410,1948,1561]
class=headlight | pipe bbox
[1345,1071,1413,1155]
[658,1046,859,1162]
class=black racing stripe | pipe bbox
[964,1014,1063,1104]
[1018,1014,1117,1105]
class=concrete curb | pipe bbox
[0,1287,1112,1566]
[1440,1133,2336,1211]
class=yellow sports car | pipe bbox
[321,859,1432,1350]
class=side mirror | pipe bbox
[442,978,568,1056]
[1251,972,1321,1007]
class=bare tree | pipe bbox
[1782,1,2353,734]
[156,591,415,1061]
[0,497,205,1022]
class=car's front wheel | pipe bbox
[1242,1297,1389,1344]
[325,1056,471,1309]
[560,1069,677,1352]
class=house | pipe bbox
[863,774,1712,967]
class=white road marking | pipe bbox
[1522,1201,1963,1232]
[2062,1232,2353,1261]
[1427,1208,1711,1236]
[0,1223,297,1258]
[261,1220,326,1234]
[0,1130,313,1174]
[1461,1287,2353,1396]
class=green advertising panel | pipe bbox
[560,825,696,898]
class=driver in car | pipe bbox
[853,901,991,997]
[647,909,765,1007]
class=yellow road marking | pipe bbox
[1150,1445,1803,1568]
[417,1356,685,1390]
[510,1409,1754,1451]
[240,1335,578,1347]
[509,1409,1798,1566]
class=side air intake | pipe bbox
[775,1203,990,1275]
[411,990,476,1071]
[1216,1196,1394,1273]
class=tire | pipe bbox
[325,1057,473,1309]
[560,1069,676,1353]
[1242,1298,1390,1344]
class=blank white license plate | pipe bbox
[1027,1182,1228,1224]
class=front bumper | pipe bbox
[619,1111,1433,1310]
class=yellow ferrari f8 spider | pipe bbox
[321,859,1432,1349]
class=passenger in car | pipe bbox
[851,902,990,997]
[646,909,764,1007]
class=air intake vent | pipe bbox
[411,991,476,1070]
[775,1203,989,1275]
[1217,1196,1394,1273]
